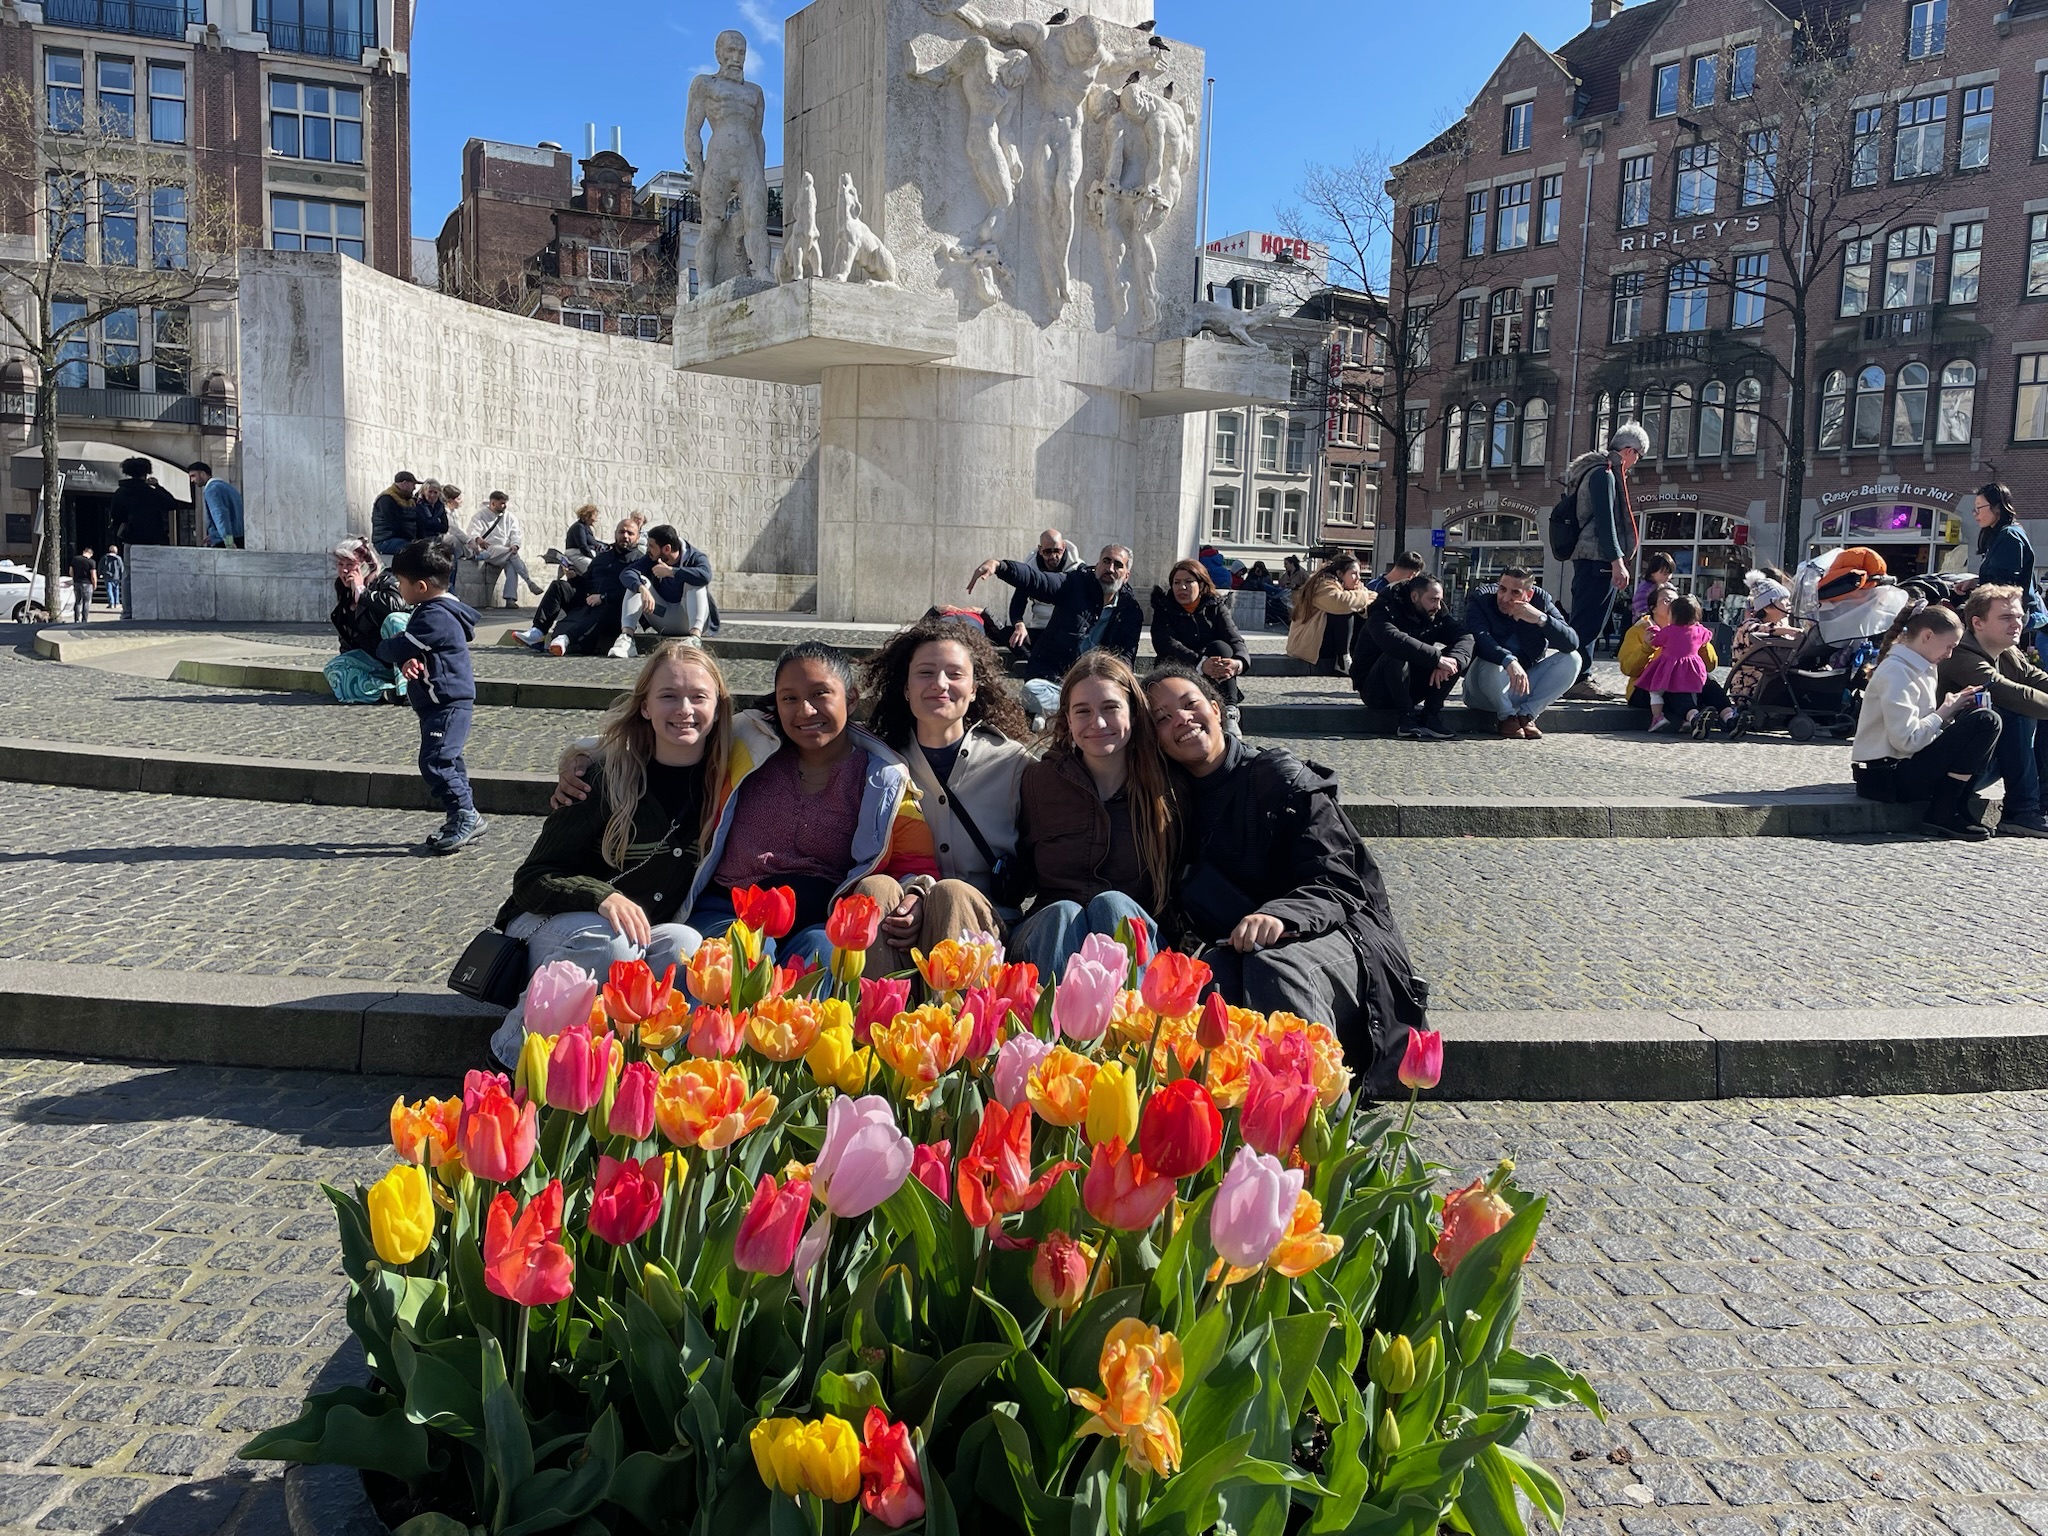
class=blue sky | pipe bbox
[409,0,1595,243]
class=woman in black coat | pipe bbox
[1150,559,1251,730]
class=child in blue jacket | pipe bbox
[379,540,486,853]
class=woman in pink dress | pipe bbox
[1636,592,1715,732]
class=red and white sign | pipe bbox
[1203,230,1324,265]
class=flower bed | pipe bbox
[244,890,1599,1535]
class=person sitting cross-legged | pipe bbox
[1351,573,1473,741]
[1854,604,2001,842]
[1461,566,1582,740]
[609,523,719,657]
[1938,584,2048,839]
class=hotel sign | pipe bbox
[1618,216,1763,252]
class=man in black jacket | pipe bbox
[371,471,420,554]
[523,515,649,655]
[970,544,1143,723]
[1462,568,1581,739]
[1351,575,1474,741]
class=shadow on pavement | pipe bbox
[0,842,419,864]
[4,1063,430,1146]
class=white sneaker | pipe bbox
[607,634,634,659]
[546,634,568,656]
[518,627,544,649]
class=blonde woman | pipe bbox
[489,642,731,1062]
[1285,553,1376,674]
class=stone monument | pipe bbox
[684,30,773,288]
[674,0,1290,621]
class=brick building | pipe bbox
[1391,0,2048,618]
[0,0,411,559]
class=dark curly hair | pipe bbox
[858,616,1030,748]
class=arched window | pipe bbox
[1851,364,1886,447]
[1666,381,1695,459]
[1594,391,1614,449]
[1891,361,1929,446]
[1463,400,1487,469]
[1617,389,1639,425]
[1490,399,1516,467]
[1521,398,1550,467]
[1818,369,1848,451]
[1733,377,1762,456]
[1698,380,1727,458]
[1640,384,1665,459]
[1442,404,1463,471]
[1936,360,1976,445]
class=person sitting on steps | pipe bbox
[1853,604,2001,842]
[1461,566,1582,740]
[1351,573,1473,741]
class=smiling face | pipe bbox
[642,657,720,764]
[1065,676,1133,761]
[907,638,975,728]
[1147,675,1224,771]
[775,657,852,753]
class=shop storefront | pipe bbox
[1436,507,1544,614]
[1809,486,1966,579]
[1633,492,1757,625]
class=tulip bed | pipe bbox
[244,889,1599,1536]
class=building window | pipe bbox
[100,178,137,265]
[1935,360,1975,443]
[1489,289,1521,355]
[1409,201,1439,266]
[1285,418,1310,474]
[1282,491,1306,544]
[1653,61,1681,118]
[1403,305,1430,368]
[1892,361,1929,446]
[1208,486,1238,541]
[1254,489,1277,542]
[2040,74,2048,158]
[589,246,631,283]
[1840,236,1874,317]
[1213,412,1240,467]
[1907,0,1946,60]
[560,307,602,331]
[1959,85,1993,171]
[1496,180,1531,251]
[1229,277,1269,310]
[1257,415,1281,471]
[1288,350,1310,401]
[1852,364,1886,448]
[1332,408,1364,446]
[1742,130,1778,205]
[1893,95,1947,180]
[1536,175,1562,245]
[1851,108,1883,188]
[1666,260,1710,332]
[1529,285,1554,353]
[1488,400,1515,468]
[1733,377,1762,456]
[52,300,87,386]
[1521,398,1549,467]
[1818,369,1848,449]
[1442,405,1464,471]
[270,193,365,259]
[1665,382,1694,458]
[1612,272,1645,342]
[1327,466,1358,526]
[1883,225,1937,308]
[1593,391,1614,450]
[270,79,365,163]
[1730,43,1757,100]
[2029,214,2048,300]
[148,63,184,143]
[1733,252,1768,328]
[1674,143,1718,217]
[1465,190,1488,257]
[1404,406,1427,474]
[102,306,139,389]
[46,51,84,132]
[1620,154,1654,228]
[1638,385,1665,457]
[1698,380,1727,457]
[1457,296,1483,362]
[47,173,86,262]
[1949,220,1983,303]
[152,305,189,392]
[1691,53,1718,109]
[151,184,186,268]
[258,0,377,58]
[2019,355,2048,442]
[97,57,134,139]
[1505,100,1534,154]
[1463,400,1487,470]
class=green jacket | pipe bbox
[495,774,704,930]
[1938,634,2048,721]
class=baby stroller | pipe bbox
[1722,548,1907,740]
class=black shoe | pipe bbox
[1999,817,2048,839]
[1397,713,1456,742]
[1922,784,1991,841]
[431,811,487,853]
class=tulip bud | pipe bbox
[1298,1104,1334,1165]
[1377,1409,1401,1455]
[1457,1306,1489,1363]
[1378,1335,1416,1394]
[1029,1231,1092,1314]
[1412,1333,1441,1387]
[1366,1331,1390,1383]
[1196,991,1230,1051]
[514,1030,551,1104]
[641,1262,685,1328]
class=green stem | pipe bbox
[1398,1086,1416,1140]
[720,1276,751,1431]
[1106,1442,1127,1536]
[512,1303,531,1406]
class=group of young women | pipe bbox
[486,617,1429,1093]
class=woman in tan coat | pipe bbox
[1285,554,1377,672]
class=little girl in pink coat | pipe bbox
[1637,592,1714,731]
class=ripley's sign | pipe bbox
[1818,481,1959,508]
[1618,216,1764,252]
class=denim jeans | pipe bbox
[414,700,475,816]
[1008,891,1153,977]
[1020,678,1062,718]
[1464,651,1582,722]
[1984,708,2048,822]
[1569,558,1618,677]
[490,910,703,1065]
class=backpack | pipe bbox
[1546,482,1582,561]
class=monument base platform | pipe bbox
[673,278,960,386]
[1137,335,1295,419]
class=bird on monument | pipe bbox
[1046,8,1069,23]
[1136,17,1156,29]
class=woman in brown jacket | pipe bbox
[1285,554,1376,673]
[1010,651,1178,976]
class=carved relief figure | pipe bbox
[1113,75,1193,331]
[907,34,1029,247]
[1083,81,1131,321]
[684,30,771,290]
[779,170,824,282]
[831,174,900,287]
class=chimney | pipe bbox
[611,125,623,154]
[585,122,596,157]
[1591,0,1622,23]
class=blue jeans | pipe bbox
[1464,651,1582,723]
[490,910,703,1065]
[106,578,121,607]
[1984,708,2048,823]
[1008,891,1153,977]
[686,892,833,970]
[1569,558,1619,677]
[414,699,474,817]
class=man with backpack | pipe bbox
[1550,422,1648,701]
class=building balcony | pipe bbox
[41,0,199,39]
[57,388,205,426]
[255,7,371,57]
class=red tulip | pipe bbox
[958,1100,1076,1236]
[859,1408,926,1527]
[769,955,819,999]
[483,1181,574,1306]
[733,1171,811,1275]
[826,893,883,952]
[607,1059,658,1141]
[1137,1078,1222,1179]
[1082,1137,1176,1231]
[854,976,912,1045]
[1139,950,1210,1021]
[1029,1230,1092,1312]
[1124,917,1153,970]
[733,884,797,940]
[1241,1045,1316,1160]
[1399,1028,1444,1092]
[1196,991,1231,1051]
[588,1154,665,1246]
[457,1070,538,1184]
[911,1140,951,1203]
[602,959,675,1025]
[988,961,1039,1022]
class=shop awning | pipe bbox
[8,440,193,502]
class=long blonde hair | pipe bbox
[595,643,733,867]
[1050,650,1178,910]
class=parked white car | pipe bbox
[0,561,71,623]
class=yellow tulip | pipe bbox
[912,935,998,995]
[365,1163,434,1266]
[1084,1061,1139,1146]
[805,1020,872,1094]
[871,1005,974,1105]
[748,996,825,1062]
[1027,1045,1096,1127]
[750,1417,805,1496]
[803,1414,861,1503]
[513,1030,552,1104]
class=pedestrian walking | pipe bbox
[1555,421,1647,699]
[68,547,95,623]
[186,462,244,548]
[102,545,124,611]
[376,540,486,854]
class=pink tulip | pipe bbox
[1241,1035,1316,1159]
[993,1032,1054,1108]
[607,1059,658,1141]
[1053,947,1122,1044]
[813,1094,914,1218]
[854,976,913,1046]
[1076,931,1129,980]
[912,1140,951,1203]
[734,1172,811,1275]
[959,987,1012,1061]
[587,1154,664,1246]
[523,961,597,1037]
[1210,1146,1304,1270]
[545,1025,618,1114]
[1399,1028,1444,1092]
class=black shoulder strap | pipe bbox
[946,787,1003,871]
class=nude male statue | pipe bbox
[684,29,771,288]
[1114,75,1193,330]
[907,33,1030,247]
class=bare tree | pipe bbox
[0,79,241,615]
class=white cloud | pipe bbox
[735,0,781,48]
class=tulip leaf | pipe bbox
[1272,1311,1331,1421]
[1070,1438,1117,1536]
[236,1384,431,1482]
[894,1340,1014,1443]
[390,1517,472,1536]
[613,1287,688,1448]
[500,1409,620,1535]
[1488,1348,1602,1419]
[322,1184,380,1286]
[986,1410,1076,1534]
[1327,1490,1447,1536]
[982,1290,1068,1477]
[480,1335,534,1526]
[1442,1198,1545,1370]
[1452,1442,1527,1536]
[1148,1188,1216,1318]
[1172,1301,1230,1403]
[815,1368,887,1419]
[390,1332,483,1439]
[1137,1430,1253,1536]
[920,1427,963,1536]
[1497,1440,1568,1532]
[1378,1418,1512,1499]
[878,1172,949,1285]
[1175,1322,1265,1468]
[605,1446,696,1530]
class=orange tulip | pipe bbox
[655,1058,778,1151]
[602,959,675,1025]
[826,894,883,952]
[1434,1166,1517,1277]
[689,1005,746,1058]
[389,1095,462,1180]
[870,1005,975,1105]
[912,935,998,996]
[456,1070,537,1185]
[483,1180,574,1307]
[957,1100,1077,1236]
[1025,1044,1095,1127]
[1268,1190,1346,1279]
[1067,1318,1183,1476]
[1081,1137,1176,1231]
[1138,950,1210,1021]
[749,995,826,1062]
[685,940,735,1007]
[1303,1021,1352,1108]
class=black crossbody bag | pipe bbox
[448,929,528,1007]
[946,795,1030,910]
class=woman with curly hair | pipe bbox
[852,616,1033,968]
